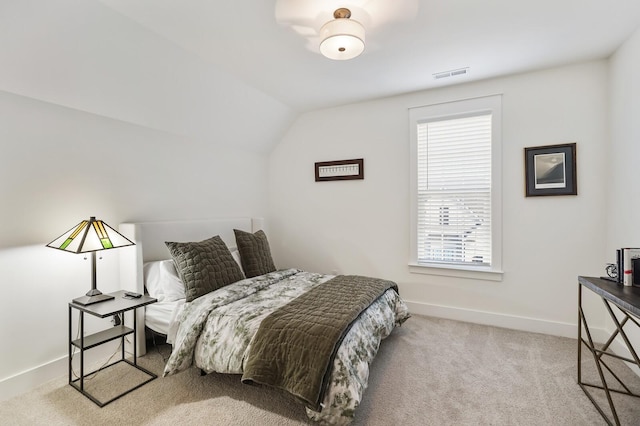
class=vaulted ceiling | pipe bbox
[100,0,640,111]
[2,1,640,153]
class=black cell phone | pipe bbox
[123,291,142,298]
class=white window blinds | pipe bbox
[416,113,492,266]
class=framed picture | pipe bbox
[524,143,577,197]
[315,158,364,182]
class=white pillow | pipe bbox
[230,248,245,276]
[143,259,186,302]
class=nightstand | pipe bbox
[68,290,157,406]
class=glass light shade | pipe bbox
[47,216,135,306]
[319,18,365,60]
[47,216,134,253]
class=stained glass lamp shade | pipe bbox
[47,216,134,305]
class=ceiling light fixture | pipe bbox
[319,8,365,60]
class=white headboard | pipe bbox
[118,217,263,354]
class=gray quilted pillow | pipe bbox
[166,235,245,302]
[234,229,276,278]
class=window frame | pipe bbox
[409,95,503,281]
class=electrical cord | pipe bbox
[70,314,134,381]
[150,329,171,363]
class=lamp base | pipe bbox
[72,293,115,306]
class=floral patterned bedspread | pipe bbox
[163,268,410,424]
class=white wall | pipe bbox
[0,0,294,400]
[608,28,640,249]
[269,61,610,338]
[0,92,272,400]
[606,27,640,368]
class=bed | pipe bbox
[119,217,410,424]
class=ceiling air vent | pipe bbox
[433,68,469,80]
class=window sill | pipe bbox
[408,263,503,281]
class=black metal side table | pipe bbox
[577,276,640,425]
[68,290,157,406]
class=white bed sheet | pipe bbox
[145,299,184,344]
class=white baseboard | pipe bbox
[406,300,640,379]
[4,301,636,401]
[0,355,67,402]
[404,300,607,341]
[0,343,123,402]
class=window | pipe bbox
[409,95,502,280]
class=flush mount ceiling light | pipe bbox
[319,8,365,60]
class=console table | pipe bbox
[577,276,640,425]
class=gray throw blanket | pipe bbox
[241,275,398,411]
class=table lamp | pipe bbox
[47,216,134,305]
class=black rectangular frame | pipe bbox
[524,142,577,197]
[315,158,364,182]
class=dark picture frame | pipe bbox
[524,143,577,197]
[315,158,364,182]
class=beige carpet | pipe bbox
[2,315,640,425]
